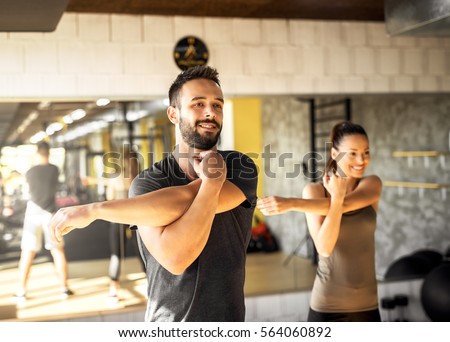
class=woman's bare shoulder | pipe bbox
[302,182,326,199]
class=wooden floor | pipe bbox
[0,252,316,322]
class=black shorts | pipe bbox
[307,307,381,322]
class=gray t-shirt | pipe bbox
[129,151,258,322]
[26,163,59,212]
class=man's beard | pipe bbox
[179,117,222,150]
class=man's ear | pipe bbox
[167,106,179,124]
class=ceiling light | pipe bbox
[71,109,86,121]
[96,98,111,106]
[46,122,64,135]
[30,131,47,144]
[28,111,39,121]
[126,110,147,122]
[63,114,74,124]
[38,101,50,110]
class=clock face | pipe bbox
[173,36,209,71]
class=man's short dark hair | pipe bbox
[168,65,221,109]
[37,141,50,156]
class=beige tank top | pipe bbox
[310,187,378,313]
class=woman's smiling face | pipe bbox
[332,134,370,179]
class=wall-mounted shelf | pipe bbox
[392,150,448,168]
[384,181,449,200]
[389,150,449,199]
[392,151,449,157]
[384,181,449,189]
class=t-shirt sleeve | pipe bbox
[128,168,170,230]
[224,151,258,208]
[129,171,164,198]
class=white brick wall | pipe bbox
[1,13,450,100]
[78,14,110,42]
[111,15,142,43]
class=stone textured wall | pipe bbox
[261,94,450,277]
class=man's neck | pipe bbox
[37,155,49,165]
[172,142,217,180]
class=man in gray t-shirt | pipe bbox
[130,150,257,321]
[47,66,258,321]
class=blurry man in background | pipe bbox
[14,141,73,300]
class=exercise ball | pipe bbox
[421,263,450,321]
[384,254,435,281]
[411,249,443,268]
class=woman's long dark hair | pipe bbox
[325,121,368,174]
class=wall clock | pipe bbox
[173,36,209,71]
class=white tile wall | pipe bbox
[262,75,290,94]
[123,45,155,74]
[233,19,261,45]
[76,75,110,97]
[58,42,93,74]
[402,49,425,75]
[326,46,351,76]
[391,76,415,92]
[272,47,298,74]
[427,49,447,75]
[342,22,367,46]
[391,35,417,48]
[366,23,392,47]
[291,75,315,94]
[289,20,319,46]
[1,14,450,99]
[342,77,365,93]
[417,37,441,48]
[42,75,78,96]
[143,16,174,44]
[174,16,204,41]
[111,15,143,43]
[9,32,45,41]
[262,20,289,46]
[92,43,123,74]
[204,18,234,44]
[45,13,78,41]
[416,76,440,92]
[316,77,341,94]
[366,76,390,93]
[318,21,343,47]
[244,46,272,75]
[108,75,147,97]
[78,14,110,42]
[378,48,400,75]
[10,74,44,98]
[0,43,24,73]
[302,46,325,76]
[354,48,376,75]
[24,42,59,73]
[152,45,179,75]
[441,77,450,91]
[209,46,244,75]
